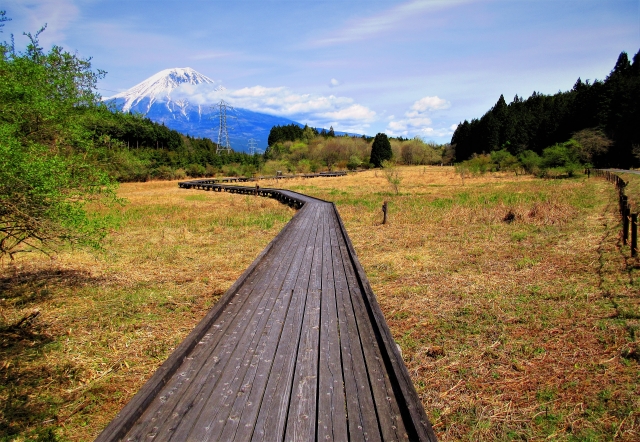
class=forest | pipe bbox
[451,50,640,168]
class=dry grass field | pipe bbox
[1,167,638,441]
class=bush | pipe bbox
[154,165,174,180]
[518,150,542,175]
[173,168,187,180]
[347,155,363,170]
[491,149,520,172]
[540,143,581,177]
[187,163,206,177]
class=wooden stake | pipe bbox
[382,201,388,225]
[632,213,638,258]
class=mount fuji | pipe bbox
[106,68,302,152]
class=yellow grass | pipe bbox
[1,168,638,441]
[0,180,294,441]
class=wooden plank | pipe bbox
[123,206,315,440]
[95,202,310,442]
[331,211,408,441]
[250,205,323,441]
[328,208,382,442]
[332,204,438,441]
[283,206,325,441]
[189,204,322,441]
[317,207,349,441]
[217,205,323,441]
[156,205,318,440]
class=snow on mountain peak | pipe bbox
[108,67,219,112]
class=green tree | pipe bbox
[369,133,392,167]
[0,25,119,259]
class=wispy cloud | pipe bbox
[386,95,453,138]
[172,84,377,132]
[4,0,79,45]
[310,0,471,46]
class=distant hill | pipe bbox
[106,68,304,152]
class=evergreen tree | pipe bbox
[369,133,392,167]
[449,49,640,167]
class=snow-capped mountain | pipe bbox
[109,67,220,113]
[106,68,301,152]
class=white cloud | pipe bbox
[310,0,472,46]
[171,83,376,132]
[4,0,79,46]
[330,78,340,87]
[385,95,453,138]
[409,96,450,113]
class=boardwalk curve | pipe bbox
[96,182,437,441]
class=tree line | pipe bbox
[451,50,640,168]
[264,126,447,174]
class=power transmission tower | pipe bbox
[213,100,234,154]
[247,138,258,155]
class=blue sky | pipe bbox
[3,0,639,143]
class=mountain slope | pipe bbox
[106,68,301,152]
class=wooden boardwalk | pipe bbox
[97,183,437,441]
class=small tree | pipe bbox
[370,133,392,167]
[0,25,119,259]
[382,160,402,194]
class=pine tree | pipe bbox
[369,133,392,167]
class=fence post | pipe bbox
[623,203,629,245]
[632,213,638,257]
[382,201,388,225]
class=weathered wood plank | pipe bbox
[124,206,315,440]
[162,205,319,440]
[332,204,438,441]
[250,206,323,441]
[328,209,381,442]
[95,202,309,442]
[332,211,408,441]
[282,206,325,441]
[201,205,322,441]
[317,208,348,441]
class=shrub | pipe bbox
[347,155,363,170]
[173,168,187,180]
[187,163,206,177]
[154,165,174,180]
[518,150,542,175]
[540,143,581,177]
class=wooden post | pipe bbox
[632,213,638,257]
[623,204,629,245]
[382,201,388,225]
